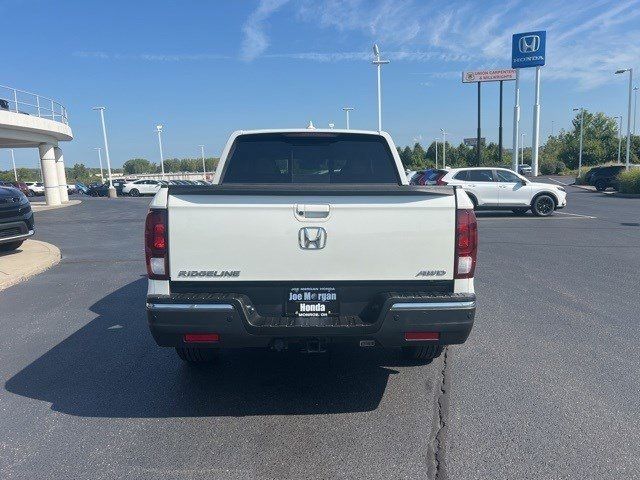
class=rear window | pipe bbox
[222,133,399,184]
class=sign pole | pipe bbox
[498,80,503,164]
[512,69,520,172]
[477,82,482,166]
[532,66,541,176]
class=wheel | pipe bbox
[129,188,140,197]
[512,208,528,215]
[594,179,607,191]
[175,347,217,363]
[531,194,556,217]
[90,191,98,197]
[401,345,444,363]
[0,241,23,252]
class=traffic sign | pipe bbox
[512,31,546,68]
[462,69,516,83]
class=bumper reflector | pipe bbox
[184,333,220,343]
[405,332,440,341]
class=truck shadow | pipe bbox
[5,278,399,418]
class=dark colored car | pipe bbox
[0,186,34,252]
[588,165,625,191]
[86,182,111,197]
[75,182,89,195]
[410,168,448,185]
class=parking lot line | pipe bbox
[554,211,597,219]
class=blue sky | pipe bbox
[3,0,639,169]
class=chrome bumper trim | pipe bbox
[0,229,34,244]
[146,303,234,312]
[390,301,476,311]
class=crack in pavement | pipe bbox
[434,347,450,480]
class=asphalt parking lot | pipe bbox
[1,184,639,480]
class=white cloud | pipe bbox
[240,0,291,61]
[74,51,230,61]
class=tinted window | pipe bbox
[222,133,399,184]
[496,170,520,182]
[466,170,494,182]
[454,171,468,181]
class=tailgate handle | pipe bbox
[295,204,330,220]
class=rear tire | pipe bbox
[531,194,555,217]
[175,347,217,364]
[512,208,528,215]
[0,241,23,252]
[401,345,444,363]
[594,179,607,191]
[129,188,140,197]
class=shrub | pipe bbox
[540,159,567,175]
[618,168,640,194]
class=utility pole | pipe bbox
[94,147,104,183]
[199,144,206,180]
[615,68,633,170]
[634,86,638,136]
[521,132,526,163]
[371,44,390,132]
[156,124,165,179]
[434,140,438,169]
[512,69,520,172]
[92,107,116,198]
[573,108,584,176]
[498,80,503,164]
[10,149,17,181]
[342,107,354,130]
[476,82,482,166]
[440,128,447,168]
[531,66,542,176]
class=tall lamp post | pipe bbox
[434,140,438,169]
[199,144,206,180]
[440,129,447,168]
[616,115,623,164]
[94,147,104,183]
[342,107,354,130]
[10,149,17,181]
[615,68,633,170]
[92,107,116,198]
[156,124,165,179]
[521,132,526,163]
[573,108,585,176]
[633,86,638,136]
[371,44,389,132]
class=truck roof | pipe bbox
[230,128,387,136]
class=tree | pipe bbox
[123,158,155,174]
[70,163,88,180]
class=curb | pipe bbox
[0,240,61,292]
[31,199,81,212]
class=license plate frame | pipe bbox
[285,287,339,317]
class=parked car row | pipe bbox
[410,167,567,216]
[74,178,211,197]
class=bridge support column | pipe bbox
[38,143,61,206]
[54,146,69,203]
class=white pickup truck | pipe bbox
[145,129,477,364]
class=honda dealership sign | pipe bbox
[512,31,546,68]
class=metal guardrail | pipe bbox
[0,84,69,125]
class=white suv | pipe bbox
[440,167,567,216]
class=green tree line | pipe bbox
[398,110,640,174]
[122,157,219,175]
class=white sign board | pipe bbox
[462,69,517,83]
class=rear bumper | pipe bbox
[146,292,476,349]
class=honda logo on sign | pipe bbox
[519,35,540,53]
[299,227,326,250]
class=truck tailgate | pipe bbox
[167,191,455,282]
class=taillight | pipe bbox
[454,209,477,279]
[145,209,169,280]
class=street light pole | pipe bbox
[633,85,638,136]
[156,125,165,179]
[199,144,206,180]
[512,69,520,172]
[434,140,438,169]
[573,108,584,176]
[615,68,633,170]
[521,132,526,163]
[342,107,354,130]
[440,128,447,168]
[92,107,116,198]
[10,149,17,181]
[371,44,389,132]
[94,147,104,183]
[616,115,623,164]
